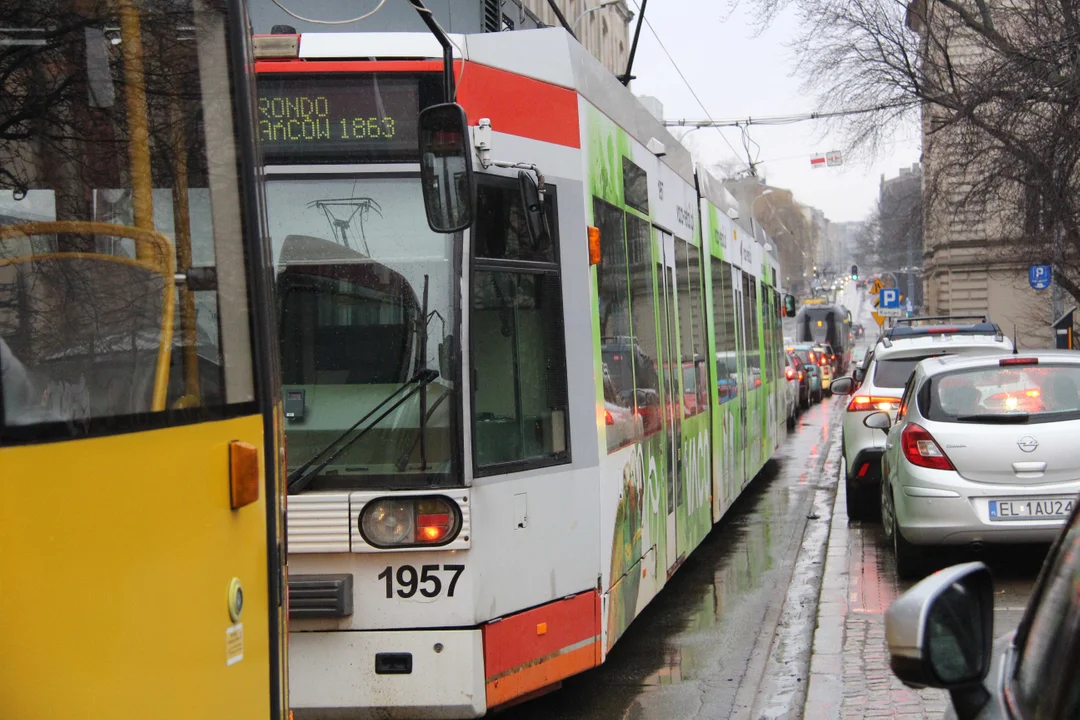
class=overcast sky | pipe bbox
[623,0,921,222]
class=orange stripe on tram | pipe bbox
[482,591,600,708]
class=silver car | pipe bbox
[832,320,1013,521]
[884,499,1080,719]
[866,352,1080,579]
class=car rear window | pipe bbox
[873,356,936,388]
[921,363,1080,423]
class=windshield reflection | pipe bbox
[267,177,458,489]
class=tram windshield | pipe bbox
[268,176,458,489]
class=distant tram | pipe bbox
[255,26,792,718]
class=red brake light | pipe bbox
[786,367,796,380]
[848,396,901,412]
[798,372,804,380]
[1000,357,1039,366]
[605,409,614,425]
[927,327,958,334]
[901,423,955,470]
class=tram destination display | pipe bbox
[256,73,440,162]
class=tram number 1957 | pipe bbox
[377,564,465,599]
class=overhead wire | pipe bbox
[625,0,756,175]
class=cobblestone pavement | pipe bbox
[804,478,1041,720]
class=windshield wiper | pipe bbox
[287,368,439,494]
[955,412,1030,424]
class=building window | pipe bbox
[471,179,569,474]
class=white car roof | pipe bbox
[872,333,1013,359]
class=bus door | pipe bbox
[657,229,681,572]
[0,3,286,718]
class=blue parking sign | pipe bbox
[880,288,900,309]
[1030,264,1052,290]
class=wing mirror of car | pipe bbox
[863,411,891,431]
[886,562,993,720]
[418,103,475,233]
[830,377,855,395]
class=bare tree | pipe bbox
[747,0,1080,306]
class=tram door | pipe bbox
[657,230,681,572]
[733,268,750,488]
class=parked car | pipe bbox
[783,353,800,429]
[788,351,812,410]
[868,351,1080,579]
[885,494,1080,719]
[830,318,1013,520]
[789,344,823,403]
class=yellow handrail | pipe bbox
[0,221,177,412]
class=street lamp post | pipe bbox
[572,0,622,31]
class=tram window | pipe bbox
[0,0,256,437]
[675,239,706,417]
[622,158,649,215]
[474,183,555,264]
[595,198,638,453]
[743,274,760,378]
[712,261,738,404]
[471,180,568,474]
[626,215,660,438]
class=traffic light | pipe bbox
[851,264,859,280]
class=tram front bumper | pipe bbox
[289,629,486,719]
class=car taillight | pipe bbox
[901,423,955,471]
[1000,357,1039,366]
[848,396,900,412]
[359,496,461,548]
[798,372,804,380]
[605,409,614,425]
[819,358,829,366]
[786,367,796,380]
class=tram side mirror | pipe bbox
[419,103,475,234]
[438,335,455,380]
[783,294,797,317]
[518,170,551,251]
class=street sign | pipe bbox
[880,288,900,309]
[826,150,843,167]
[878,307,903,317]
[810,154,826,169]
[1029,264,1052,290]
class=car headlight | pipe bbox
[359,496,461,548]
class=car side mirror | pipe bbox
[830,377,855,395]
[886,562,993,720]
[863,411,891,431]
[518,170,551,251]
[418,103,475,233]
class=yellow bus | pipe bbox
[0,1,288,718]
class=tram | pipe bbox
[0,2,288,718]
[256,26,790,718]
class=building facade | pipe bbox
[521,0,633,76]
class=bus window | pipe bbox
[0,0,255,435]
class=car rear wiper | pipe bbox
[955,412,1030,424]
[287,368,439,494]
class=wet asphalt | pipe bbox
[506,397,847,720]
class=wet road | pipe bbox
[508,397,847,720]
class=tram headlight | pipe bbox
[359,496,461,548]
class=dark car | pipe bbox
[788,346,822,404]
[885,493,1080,720]
[852,323,865,339]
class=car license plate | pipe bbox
[988,497,1074,521]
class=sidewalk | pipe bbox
[802,480,948,719]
